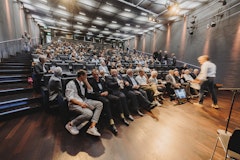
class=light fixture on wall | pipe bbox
[219,0,227,6]
[210,21,216,27]
[190,16,197,24]
[187,16,197,35]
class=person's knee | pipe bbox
[84,109,93,119]
[96,101,103,109]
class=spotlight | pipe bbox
[219,0,227,6]
[210,21,216,27]
[189,30,194,35]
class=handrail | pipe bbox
[0,37,40,44]
[0,38,22,44]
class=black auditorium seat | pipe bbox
[56,63,70,73]
[72,63,84,73]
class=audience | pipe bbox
[30,41,206,138]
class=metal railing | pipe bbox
[0,37,40,61]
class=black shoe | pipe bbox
[127,115,134,121]
[110,125,118,135]
[146,103,156,111]
[137,110,144,116]
[122,118,129,126]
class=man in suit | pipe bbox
[88,69,128,135]
[124,69,156,116]
[106,69,134,122]
[33,55,51,93]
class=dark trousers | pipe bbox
[127,89,151,111]
[199,77,217,105]
[111,90,130,116]
[97,96,113,122]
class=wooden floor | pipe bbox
[0,90,239,160]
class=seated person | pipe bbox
[48,67,63,102]
[106,69,134,122]
[135,69,162,106]
[190,68,199,79]
[173,70,192,97]
[124,69,156,115]
[165,70,181,100]
[33,55,52,93]
[98,61,110,75]
[65,70,103,136]
[148,70,166,93]
[182,69,199,96]
[89,69,129,134]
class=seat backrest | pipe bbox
[72,63,84,73]
[228,129,240,154]
[56,63,70,72]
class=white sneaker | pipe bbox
[65,122,79,135]
[86,127,101,137]
[77,121,89,130]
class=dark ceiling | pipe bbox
[19,0,211,42]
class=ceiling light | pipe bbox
[79,12,86,16]
[106,2,112,6]
[124,8,131,12]
[104,28,109,31]
[92,25,96,28]
[112,21,117,24]
[141,12,147,16]
[77,22,82,25]
[126,24,130,26]
[167,3,180,14]
[136,25,140,28]
[61,18,67,21]
[58,5,66,10]
[219,0,227,6]
[40,0,47,3]
[96,17,102,20]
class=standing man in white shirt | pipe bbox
[192,55,219,109]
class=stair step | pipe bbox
[0,94,42,112]
[0,87,33,95]
[0,66,31,69]
[0,82,30,90]
[0,102,41,116]
[0,92,40,104]
[0,69,31,74]
[0,74,31,79]
[0,63,31,66]
[0,79,28,84]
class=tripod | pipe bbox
[218,88,240,133]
